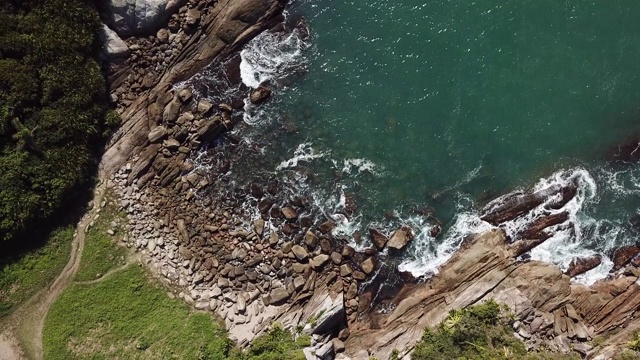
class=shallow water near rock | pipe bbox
[189,0,640,284]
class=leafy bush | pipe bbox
[412,300,579,360]
[0,0,111,243]
[230,324,309,360]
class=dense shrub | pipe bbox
[0,0,110,242]
[412,300,579,360]
[229,324,309,360]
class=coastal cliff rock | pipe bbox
[98,0,640,359]
[344,228,640,359]
[106,0,186,37]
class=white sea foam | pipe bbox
[399,167,630,285]
[239,28,308,89]
[334,158,381,177]
[398,195,493,276]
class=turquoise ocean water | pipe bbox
[191,1,640,283]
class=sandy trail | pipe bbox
[0,182,106,360]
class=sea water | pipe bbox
[189,0,640,284]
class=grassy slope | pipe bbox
[44,265,231,360]
[0,226,73,317]
[74,199,127,282]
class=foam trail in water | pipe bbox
[277,143,327,170]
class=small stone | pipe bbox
[361,257,376,274]
[178,88,193,103]
[148,126,167,143]
[281,207,298,220]
[197,100,213,114]
[304,230,319,248]
[270,288,290,305]
[340,264,352,277]
[310,254,330,270]
[331,252,343,265]
[253,219,265,236]
[291,245,309,261]
[332,338,345,353]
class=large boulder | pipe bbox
[106,0,185,37]
[98,24,129,59]
[387,225,414,250]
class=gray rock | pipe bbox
[281,207,298,220]
[253,219,265,236]
[99,24,129,59]
[308,293,345,336]
[106,0,184,37]
[315,341,334,359]
[269,288,290,305]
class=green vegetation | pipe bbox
[0,0,112,243]
[75,197,127,282]
[412,300,579,360]
[229,324,309,360]
[44,265,232,360]
[0,226,73,317]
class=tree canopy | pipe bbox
[0,0,111,242]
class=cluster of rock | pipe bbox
[342,180,640,359]
[110,149,379,354]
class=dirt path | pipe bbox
[0,182,107,360]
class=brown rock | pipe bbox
[163,97,181,123]
[340,264,352,277]
[178,88,193,103]
[331,252,343,265]
[305,230,319,248]
[197,99,213,114]
[346,281,358,299]
[342,245,355,259]
[281,206,298,220]
[612,245,640,271]
[332,338,345,353]
[148,126,167,143]
[250,85,272,104]
[310,254,329,269]
[387,225,414,250]
[318,220,335,234]
[291,245,309,261]
[564,255,602,278]
[361,257,376,275]
[185,9,201,27]
[369,228,388,250]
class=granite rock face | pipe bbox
[99,24,130,58]
[106,0,185,37]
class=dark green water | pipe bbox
[222,0,640,281]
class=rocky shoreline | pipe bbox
[98,1,640,359]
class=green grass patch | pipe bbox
[75,196,127,282]
[0,226,73,317]
[412,300,580,360]
[229,324,309,360]
[44,265,232,360]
